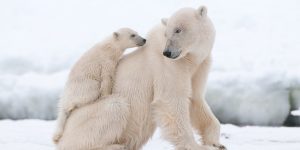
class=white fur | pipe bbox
[57,6,225,150]
[53,28,144,144]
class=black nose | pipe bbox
[143,39,146,43]
[163,50,172,58]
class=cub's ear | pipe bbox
[197,6,207,17]
[113,32,119,39]
[161,18,168,26]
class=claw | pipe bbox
[66,104,76,114]
[52,133,62,144]
[213,144,227,150]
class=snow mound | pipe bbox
[292,109,300,116]
[206,72,291,126]
[0,72,67,120]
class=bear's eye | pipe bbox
[131,34,136,38]
[174,28,181,34]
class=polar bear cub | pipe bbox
[53,28,146,144]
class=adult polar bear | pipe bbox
[57,6,225,150]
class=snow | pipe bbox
[0,0,300,125]
[0,120,299,150]
[292,109,300,116]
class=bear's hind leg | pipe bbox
[91,95,130,150]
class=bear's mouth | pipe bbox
[163,50,181,59]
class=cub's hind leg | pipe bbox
[91,144,127,150]
[57,95,130,150]
[53,107,72,144]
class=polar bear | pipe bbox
[57,6,225,150]
[53,28,146,144]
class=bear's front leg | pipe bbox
[190,98,226,150]
[190,56,226,150]
[151,98,203,150]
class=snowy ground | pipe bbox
[0,120,299,150]
[0,0,300,125]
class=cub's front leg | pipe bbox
[100,74,114,97]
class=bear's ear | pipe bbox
[197,6,207,17]
[161,18,168,26]
[113,32,119,40]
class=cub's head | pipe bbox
[113,28,146,49]
[161,6,215,60]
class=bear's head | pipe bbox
[161,6,215,62]
[113,28,146,49]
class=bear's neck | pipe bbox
[185,45,212,65]
[100,37,124,60]
[179,52,211,74]
[183,52,205,65]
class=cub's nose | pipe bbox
[163,50,172,58]
[137,38,146,46]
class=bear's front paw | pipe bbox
[212,144,227,150]
[203,140,226,150]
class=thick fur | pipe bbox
[57,6,225,150]
[53,28,145,144]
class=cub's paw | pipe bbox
[52,132,62,144]
[65,104,77,114]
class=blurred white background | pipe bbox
[0,0,299,126]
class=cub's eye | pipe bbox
[174,28,181,34]
[131,34,136,38]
